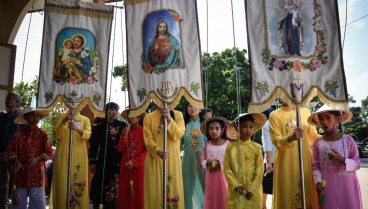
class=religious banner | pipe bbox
[37,0,113,117]
[246,0,349,112]
[125,0,203,116]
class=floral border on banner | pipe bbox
[262,0,328,72]
[141,9,184,74]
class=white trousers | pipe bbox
[12,187,45,209]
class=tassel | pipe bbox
[99,204,103,209]
[130,180,135,198]
[12,185,18,205]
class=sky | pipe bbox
[13,0,368,109]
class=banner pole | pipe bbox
[296,105,306,209]
[66,110,74,208]
[163,103,168,209]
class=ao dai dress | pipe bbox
[143,110,185,209]
[117,125,147,209]
[181,118,206,209]
[223,139,264,209]
[312,135,363,209]
[201,140,229,209]
[269,107,319,209]
[50,113,91,209]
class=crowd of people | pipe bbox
[0,92,363,209]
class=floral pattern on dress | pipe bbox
[188,127,203,173]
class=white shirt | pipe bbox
[261,120,276,163]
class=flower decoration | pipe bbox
[44,91,53,104]
[262,0,328,73]
[69,165,86,208]
[53,49,99,85]
[190,82,200,96]
[188,127,203,173]
[137,88,147,102]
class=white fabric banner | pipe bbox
[246,0,349,112]
[37,0,113,117]
[125,0,203,116]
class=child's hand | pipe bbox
[121,127,130,140]
[328,148,345,163]
[213,159,221,171]
[157,150,169,160]
[28,156,42,166]
[125,160,134,169]
[16,160,24,171]
[234,186,246,195]
[316,182,326,195]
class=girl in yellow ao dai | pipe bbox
[224,113,266,209]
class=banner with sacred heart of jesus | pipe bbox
[246,0,349,112]
[125,0,203,116]
[37,0,113,117]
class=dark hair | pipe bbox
[154,21,169,39]
[73,35,85,46]
[201,108,213,116]
[205,119,228,140]
[184,103,205,125]
[106,102,119,111]
[262,107,275,119]
[239,114,254,124]
[327,111,341,117]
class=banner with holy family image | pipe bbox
[37,0,113,117]
[246,0,349,112]
[125,0,203,116]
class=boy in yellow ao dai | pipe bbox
[224,113,266,209]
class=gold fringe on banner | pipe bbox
[38,96,106,118]
[129,88,203,117]
[248,86,349,113]
[124,0,152,5]
[44,5,113,20]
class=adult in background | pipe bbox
[269,99,319,209]
[181,103,206,209]
[202,108,213,119]
[50,111,91,209]
[143,106,185,209]
[89,102,126,209]
[0,93,25,209]
[261,107,275,209]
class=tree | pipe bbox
[112,65,128,91]
[343,96,368,141]
[361,96,368,123]
[13,76,39,110]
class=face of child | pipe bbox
[128,115,141,126]
[208,121,223,140]
[205,112,212,119]
[239,120,254,140]
[107,108,119,121]
[187,104,201,118]
[65,41,72,49]
[24,112,41,126]
[317,112,339,132]
[294,4,298,10]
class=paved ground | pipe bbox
[10,157,368,209]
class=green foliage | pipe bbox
[112,65,128,91]
[201,48,250,120]
[13,76,39,110]
[361,96,368,123]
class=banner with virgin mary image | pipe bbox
[37,0,113,117]
[125,0,203,116]
[246,0,349,112]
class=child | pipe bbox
[224,113,266,209]
[117,110,147,209]
[200,117,230,209]
[8,107,53,209]
[292,3,301,28]
[59,39,74,63]
[308,105,363,209]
